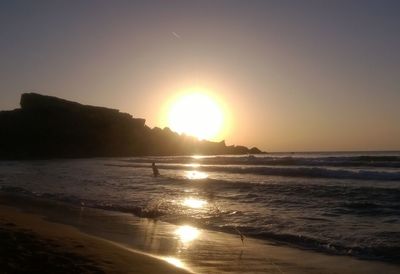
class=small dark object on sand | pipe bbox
[234,227,245,246]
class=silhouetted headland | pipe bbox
[0,93,263,159]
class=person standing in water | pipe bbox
[152,162,160,177]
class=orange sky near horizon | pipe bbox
[1,1,400,152]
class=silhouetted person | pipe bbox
[152,162,160,177]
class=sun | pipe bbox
[167,92,224,140]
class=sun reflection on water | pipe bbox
[186,163,201,168]
[175,225,200,243]
[182,197,208,209]
[185,170,208,179]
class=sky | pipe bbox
[0,0,399,152]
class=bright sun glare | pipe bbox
[168,92,224,140]
[175,225,200,243]
[182,197,208,209]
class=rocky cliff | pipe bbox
[0,93,263,159]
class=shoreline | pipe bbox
[1,193,399,274]
[0,203,191,274]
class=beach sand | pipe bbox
[0,204,190,274]
[0,194,399,274]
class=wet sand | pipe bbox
[0,204,190,274]
[0,194,399,274]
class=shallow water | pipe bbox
[2,194,399,274]
[0,152,399,263]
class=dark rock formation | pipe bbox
[0,93,264,159]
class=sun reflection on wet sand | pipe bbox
[185,170,208,179]
[182,198,208,209]
[164,257,185,268]
[175,225,200,243]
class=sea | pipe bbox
[0,151,399,263]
